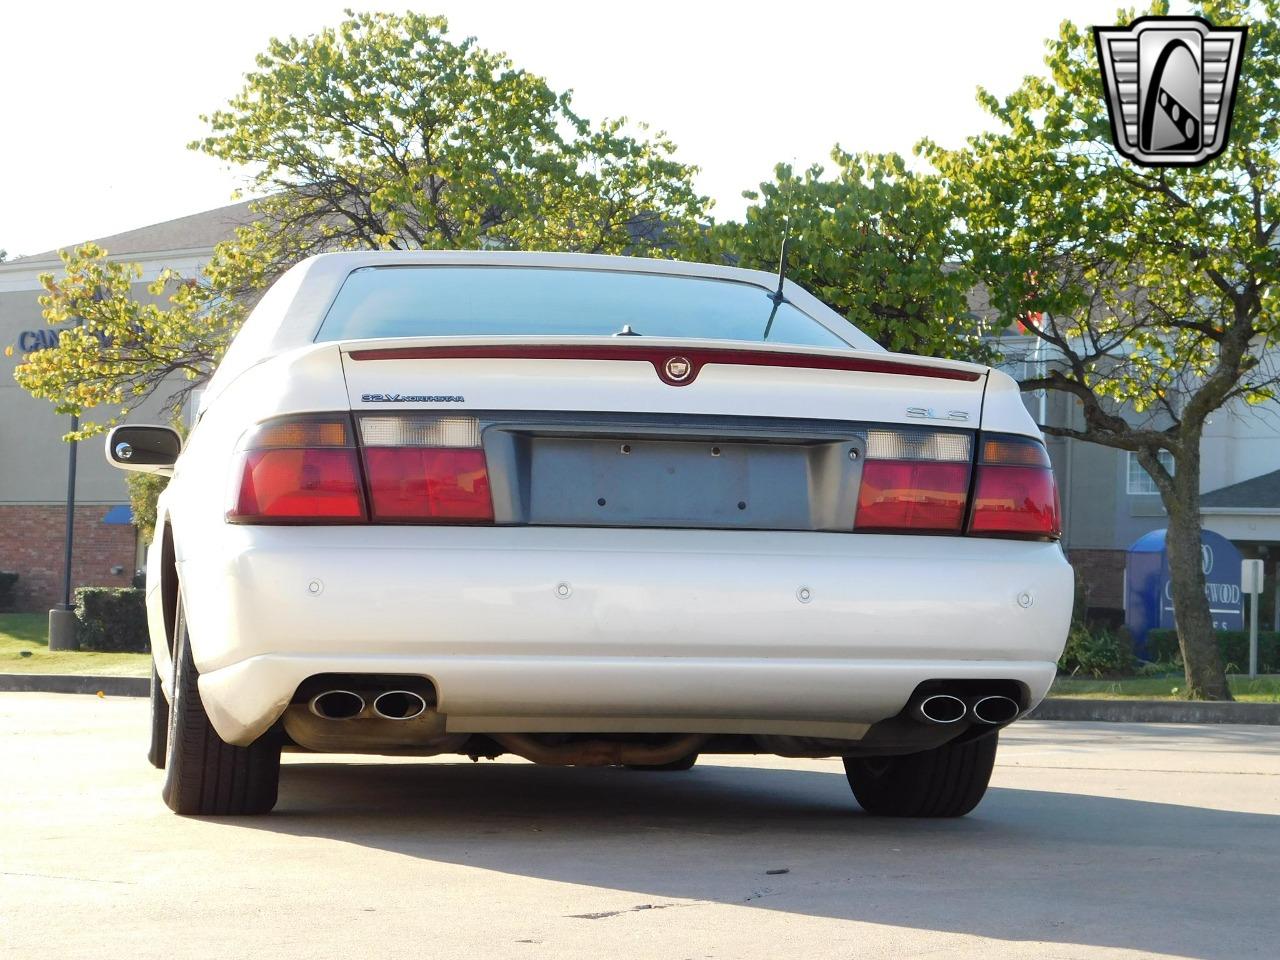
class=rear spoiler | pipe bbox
[345,344,984,388]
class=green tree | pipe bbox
[719,150,992,359]
[193,11,708,262]
[926,0,1280,699]
[12,243,241,438]
[13,11,709,438]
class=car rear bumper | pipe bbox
[177,526,1072,746]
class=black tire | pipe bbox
[146,662,169,770]
[625,754,698,772]
[161,600,281,815]
[843,733,998,818]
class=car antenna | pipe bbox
[762,170,796,341]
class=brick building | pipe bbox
[0,202,253,611]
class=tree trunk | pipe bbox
[1159,436,1233,701]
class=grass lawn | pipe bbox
[0,613,151,677]
[1051,673,1280,702]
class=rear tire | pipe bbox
[625,754,698,772]
[161,600,281,815]
[146,663,168,770]
[843,733,998,818]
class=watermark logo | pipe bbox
[1095,16,1246,167]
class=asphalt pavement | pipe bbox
[2,693,1277,960]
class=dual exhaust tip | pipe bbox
[911,693,1020,726]
[309,689,428,721]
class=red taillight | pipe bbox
[358,415,493,522]
[364,448,493,521]
[853,429,973,534]
[228,413,495,524]
[228,417,365,523]
[855,460,971,533]
[968,436,1060,539]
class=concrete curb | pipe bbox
[1027,697,1280,725]
[0,674,149,697]
[1,677,1277,725]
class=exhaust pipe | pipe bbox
[309,690,365,720]
[971,695,1021,725]
[372,690,428,721]
[911,694,967,724]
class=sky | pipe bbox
[0,0,1145,258]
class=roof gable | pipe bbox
[1201,469,1280,509]
[15,199,258,264]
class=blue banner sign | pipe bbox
[1125,528,1243,657]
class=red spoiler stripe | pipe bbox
[345,345,982,386]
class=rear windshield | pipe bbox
[314,266,853,349]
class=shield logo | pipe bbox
[664,356,692,382]
[1095,16,1246,167]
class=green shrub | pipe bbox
[1146,628,1279,674]
[74,587,149,653]
[1058,624,1135,678]
[0,571,17,611]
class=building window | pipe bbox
[1127,450,1174,495]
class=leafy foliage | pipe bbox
[193,11,708,258]
[718,150,990,358]
[1058,625,1136,678]
[127,472,169,546]
[74,587,149,653]
[11,243,242,438]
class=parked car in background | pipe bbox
[106,251,1072,817]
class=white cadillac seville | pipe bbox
[106,250,1072,817]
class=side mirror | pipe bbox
[104,425,182,475]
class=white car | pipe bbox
[107,251,1072,817]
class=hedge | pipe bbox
[1059,624,1135,678]
[1146,628,1279,674]
[74,587,149,653]
[0,571,17,611]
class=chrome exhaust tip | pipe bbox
[971,695,1021,725]
[912,693,967,724]
[372,690,428,721]
[309,690,365,720]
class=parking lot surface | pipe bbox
[2,693,1277,960]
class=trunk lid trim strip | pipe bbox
[345,344,983,385]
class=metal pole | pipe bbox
[48,412,80,651]
[1250,579,1260,680]
[61,412,78,610]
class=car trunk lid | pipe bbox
[337,336,987,427]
